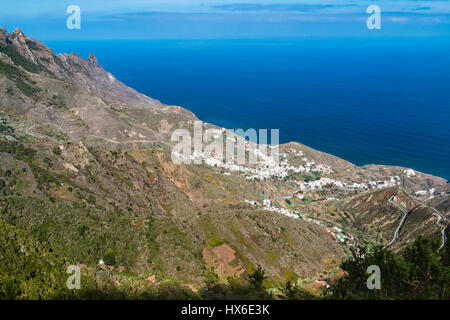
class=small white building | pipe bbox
[404,169,416,177]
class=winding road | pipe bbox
[412,197,448,252]
[87,134,154,144]
[272,187,448,252]
[384,195,448,251]
[272,189,301,203]
[384,196,410,248]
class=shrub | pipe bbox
[327,238,450,300]
[52,146,61,156]
[206,233,222,247]
[87,194,96,205]
[103,249,116,266]
[278,280,315,300]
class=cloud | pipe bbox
[412,6,433,11]
[212,3,355,12]
[390,17,410,23]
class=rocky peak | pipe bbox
[1,26,161,108]
[87,53,100,68]
[11,27,26,42]
[65,52,81,60]
[0,27,8,48]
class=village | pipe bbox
[173,140,406,193]
[172,139,421,259]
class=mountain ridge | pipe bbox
[0,28,448,297]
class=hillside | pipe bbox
[0,27,448,298]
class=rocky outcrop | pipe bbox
[0,27,8,48]
[87,53,100,68]
[0,27,161,108]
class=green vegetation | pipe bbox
[206,233,223,247]
[48,94,67,111]
[248,265,267,293]
[0,61,40,97]
[0,44,44,73]
[0,220,73,299]
[25,40,40,51]
[278,280,315,300]
[303,171,322,182]
[37,126,68,142]
[52,146,61,156]
[0,140,36,161]
[286,171,321,182]
[327,238,450,299]
[103,249,116,266]
[302,196,315,203]
[200,266,272,299]
[0,119,13,134]
[0,220,200,300]
[145,217,160,266]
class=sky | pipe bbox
[1,0,449,39]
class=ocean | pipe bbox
[47,37,450,180]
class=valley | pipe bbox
[0,27,449,299]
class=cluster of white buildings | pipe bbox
[415,187,437,197]
[201,148,333,181]
[246,199,301,219]
[296,177,344,191]
[201,147,403,195]
[295,175,402,193]
[176,145,418,212]
[172,141,334,181]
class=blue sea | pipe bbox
[47,37,450,180]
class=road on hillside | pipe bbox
[384,195,410,248]
[412,197,448,252]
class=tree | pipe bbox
[279,280,315,300]
[327,238,450,300]
[279,280,298,299]
[248,265,267,291]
